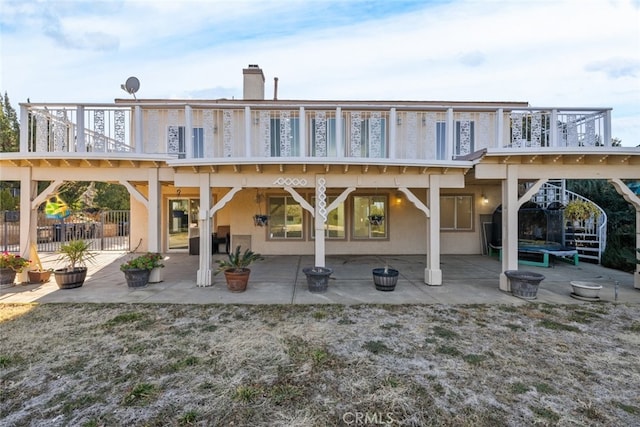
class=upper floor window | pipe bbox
[440,195,473,231]
[353,195,387,239]
[168,126,204,159]
[268,196,303,239]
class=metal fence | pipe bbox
[1,210,130,253]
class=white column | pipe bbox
[19,168,35,283]
[314,175,326,267]
[135,106,143,153]
[245,107,252,156]
[76,106,85,152]
[550,110,558,147]
[389,108,397,159]
[197,174,213,287]
[425,175,442,285]
[500,165,519,291]
[185,105,193,159]
[335,107,343,158]
[147,168,161,253]
[496,108,503,148]
[20,106,29,152]
[446,108,454,160]
[299,107,306,157]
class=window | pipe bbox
[311,196,346,239]
[270,117,300,157]
[440,195,473,231]
[168,126,204,159]
[357,118,387,158]
[353,195,387,239]
[268,196,303,239]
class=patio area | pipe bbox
[1,252,638,305]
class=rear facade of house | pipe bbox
[1,65,638,290]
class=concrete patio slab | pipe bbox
[1,252,637,305]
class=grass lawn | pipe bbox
[1,303,639,426]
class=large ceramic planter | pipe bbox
[372,268,399,292]
[224,269,251,292]
[303,267,333,293]
[0,268,17,289]
[123,268,151,288]
[54,267,88,289]
[28,270,52,284]
[570,281,602,300]
[505,270,545,300]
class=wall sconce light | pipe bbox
[422,116,427,126]
[213,125,218,134]
[395,191,403,205]
[254,117,260,125]
[481,193,489,205]
[396,116,402,126]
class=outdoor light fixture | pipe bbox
[482,193,489,204]
[395,192,403,205]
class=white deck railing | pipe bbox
[20,103,612,161]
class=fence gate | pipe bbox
[0,210,130,253]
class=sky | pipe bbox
[1,0,639,146]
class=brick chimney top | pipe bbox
[243,64,265,100]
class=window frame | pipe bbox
[440,194,474,231]
[351,195,389,240]
[266,195,304,240]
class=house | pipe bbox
[1,65,638,290]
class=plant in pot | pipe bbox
[54,240,96,289]
[302,266,333,293]
[564,199,600,223]
[372,264,399,292]
[0,252,31,289]
[215,245,263,292]
[144,252,165,283]
[120,253,162,288]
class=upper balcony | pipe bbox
[17,101,614,166]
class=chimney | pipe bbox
[243,64,265,100]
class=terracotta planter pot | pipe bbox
[224,268,251,292]
[28,270,52,284]
[54,267,88,289]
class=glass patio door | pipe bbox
[168,199,199,251]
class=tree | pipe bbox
[0,92,20,152]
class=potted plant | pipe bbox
[0,252,30,289]
[372,264,399,292]
[253,214,269,227]
[302,266,333,293]
[504,270,545,300]
[564,199,600,223]
[120,253,162,288]
[54,240,96,289]
[145,252,165,283]
[28,267,53,284]
[215,245,263,292]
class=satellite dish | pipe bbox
[120,76,140,99]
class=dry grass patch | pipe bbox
[1,302,639,426]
